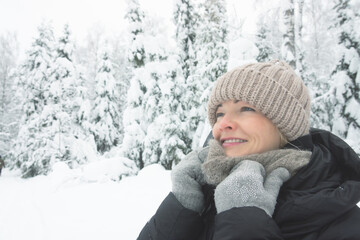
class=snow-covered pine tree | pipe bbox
[311,90,336,131]
[331,0,360,154]
[125,0,146,69]
[123,6,187,169]
[281,0,296,68]
[9,24,94,178]
[255,23,274,62]
[76,24,105,90]
[140,15,188,168]
[196,0,229,93]
[122,77,146,169]
[174,0,198,81]
[49,24,94,167]
[54,24,81,117]
[0,32,19,157]
[141,61,173,167]
[141,65,163,166]
[109,35,132,144]
[75,25,126,144]
[151,61,188,169]
[173,0,201,152]
[191,0,229,148]
[7,21,57,176]
[302,0,338,131]
[122,0,148,169]
[303,0,338,73]
[293,0,317,99]
[254,3,283,62]
[90,50,121,153]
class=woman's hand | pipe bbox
[214,160,290,216]
[171,150,207,213]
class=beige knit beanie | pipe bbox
[207,60,311,141]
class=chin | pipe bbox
[225,151,247,157]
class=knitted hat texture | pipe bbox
[207,60,311,141]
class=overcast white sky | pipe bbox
[0,0,256,54]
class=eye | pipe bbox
[241,106,256,112]
[216,112,224,119]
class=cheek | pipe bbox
[241,116,265,132]
[212,123,221,140]
[247,117,279,142]
[260,121,281,148]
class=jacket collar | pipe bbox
[284,129,314,152]
[282,128,360,187]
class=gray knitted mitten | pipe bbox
[171,149,207,213]
[214,160,290,216]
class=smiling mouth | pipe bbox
[221,138,248,146]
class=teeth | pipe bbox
[223,139,247,143]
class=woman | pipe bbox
[137,60,360,239]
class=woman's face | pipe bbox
[212,100,282,157]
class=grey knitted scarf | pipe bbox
[202,139,311,186]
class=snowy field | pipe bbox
[1,160,360,240]
[0,163,171,240]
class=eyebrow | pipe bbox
[217,100,240,108]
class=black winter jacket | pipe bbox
[137,129,360,240]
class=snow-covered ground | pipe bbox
[0,163,171,240]
[1,157,359,240]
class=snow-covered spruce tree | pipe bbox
[148,60,188,169]
[122,0,148,169]
[281,0,296,68]
[123,7,187,169]
[255,23,274,62]
[77,29,117,144]
[76,24,106,95]
[122,76,146,169]
[254,4,283,62]
[141,61,179,168]
[0,32,19,157]
[49,24,94,167]
[54,24,81,117]
[174,0,198,81]
[280,0,314,88]
[255,1,279,63]
[7,21,57,176]
[303,0,338,73]
[125,0,146,69]
[90,50,121,153]
[173,0,201,151]
[311,91,336,131]
[293,0,317,98]
[140,15,188,168]
[331,0,360,154]
[299,0,337,130]
[107,31,133,144]
[141,62,164,166]
[191,0,228,148]
[8,23,94,177]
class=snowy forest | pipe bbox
[0,0,360,180]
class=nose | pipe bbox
[218,113,237,131]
